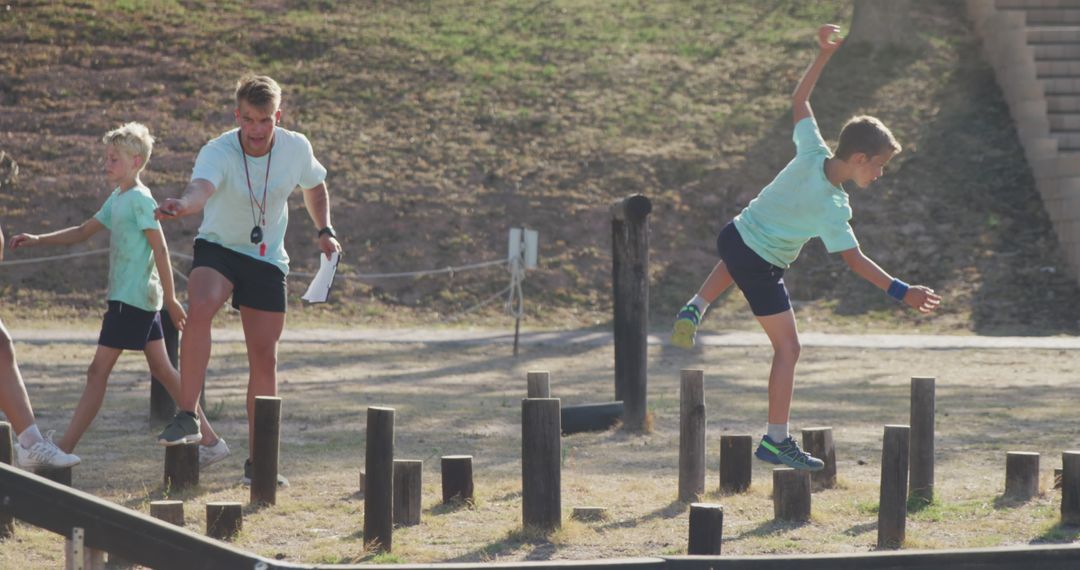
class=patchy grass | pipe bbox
[0,337,1077,565]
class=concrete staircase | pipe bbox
[968,0,1080,282]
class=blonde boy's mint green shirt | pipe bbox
[93,184,163,312]
[733,116,859,269]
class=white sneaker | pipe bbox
[15,432,81,469]
[199,437,231,469]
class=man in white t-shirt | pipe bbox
[155,75,341,485]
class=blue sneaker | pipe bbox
[755,435,824,471]
[671,304,703,349]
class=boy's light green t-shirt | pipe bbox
[733,116,859,269]
[93,184,163,312]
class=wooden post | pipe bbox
[250,396,282,506]
[1063,451,1080,525]
[719,434,752,494]
[772,468,811,522]
[205,502,242,541]
[678,369,705,502]
[878,424,910,549]
[441,455,474,503]
[526,370,551,398]
[393,459,422,527]
[522,397,561,531]
[1005,451,1040,500]
[150,309,180,421]
[802,427,837,491]
[909,376,935,504]
[364,406,394,552]
[150,500,185,526]
[687,503,723,555]
[0,421,13,538]
[163,443,199,491]
[611,194,651,431]
[65,526,105,570]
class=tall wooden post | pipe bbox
[611,194,651,431]
[0,422,13,538]
[1063,451,1080,525]
[909,377,935,504]
[878,424,910,549]
[678,369,705,502]
[250,396,282,506]
[364,407,395,552]
[522,398,561,531]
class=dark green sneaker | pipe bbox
[241,459,290,488]
[156,412,202,446]
[755,435,825,471]
[671,304,703,349]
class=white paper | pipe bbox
[301,252,339,304]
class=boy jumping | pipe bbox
[671,25,942,471]
[9,123,229,467]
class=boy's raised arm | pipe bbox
[156,179,215,220]
[8,218,104,250]
[792,24,843,125]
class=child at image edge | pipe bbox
[671,25,943,471]
[10,122,230,468]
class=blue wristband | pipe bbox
[887,279,909,301]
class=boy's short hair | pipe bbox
[835,116,901,160]
[235,74,282,110]
[102,122,154,172]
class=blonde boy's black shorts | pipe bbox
[98,301,164,350]
[192,239,287,313]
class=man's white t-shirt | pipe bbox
[191,127,327,275]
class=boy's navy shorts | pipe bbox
[716,222,792,317]
[98,301,164,350]
[192,239,287,313]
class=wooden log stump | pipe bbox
[440,455,474,503]
[1063,451,1080,526]
[364,406,395,552]
[687,503,723,555]
[719,434,752,494]
[206,502,242,541]
[522,397,561,531]
[878,424,910,549]
[909,377,935,504]
[773,468,811,522]
[561,401,623,435]
[678,369,705,502]
[1005,451,1040,500]
[611,194,651,431]
[150,500,184,527]
[250,396,282,506]
[393,459,422,527]
[0,422,13,538]
[801,427,837,491]
[571,507,607,522]
[527,370,551,398]
[163,443,199,491]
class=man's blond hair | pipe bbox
[102,122,154,172]
[235,74,282,110]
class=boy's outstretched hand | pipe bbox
[903,286,942,314]
[817,24,843,53]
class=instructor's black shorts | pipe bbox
[192,239,287,313]
[716,222,791,317]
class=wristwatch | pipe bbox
[318,226,336,239]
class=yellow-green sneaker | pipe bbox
[671,304,703,349]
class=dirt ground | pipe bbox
[1,327,1078,566]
